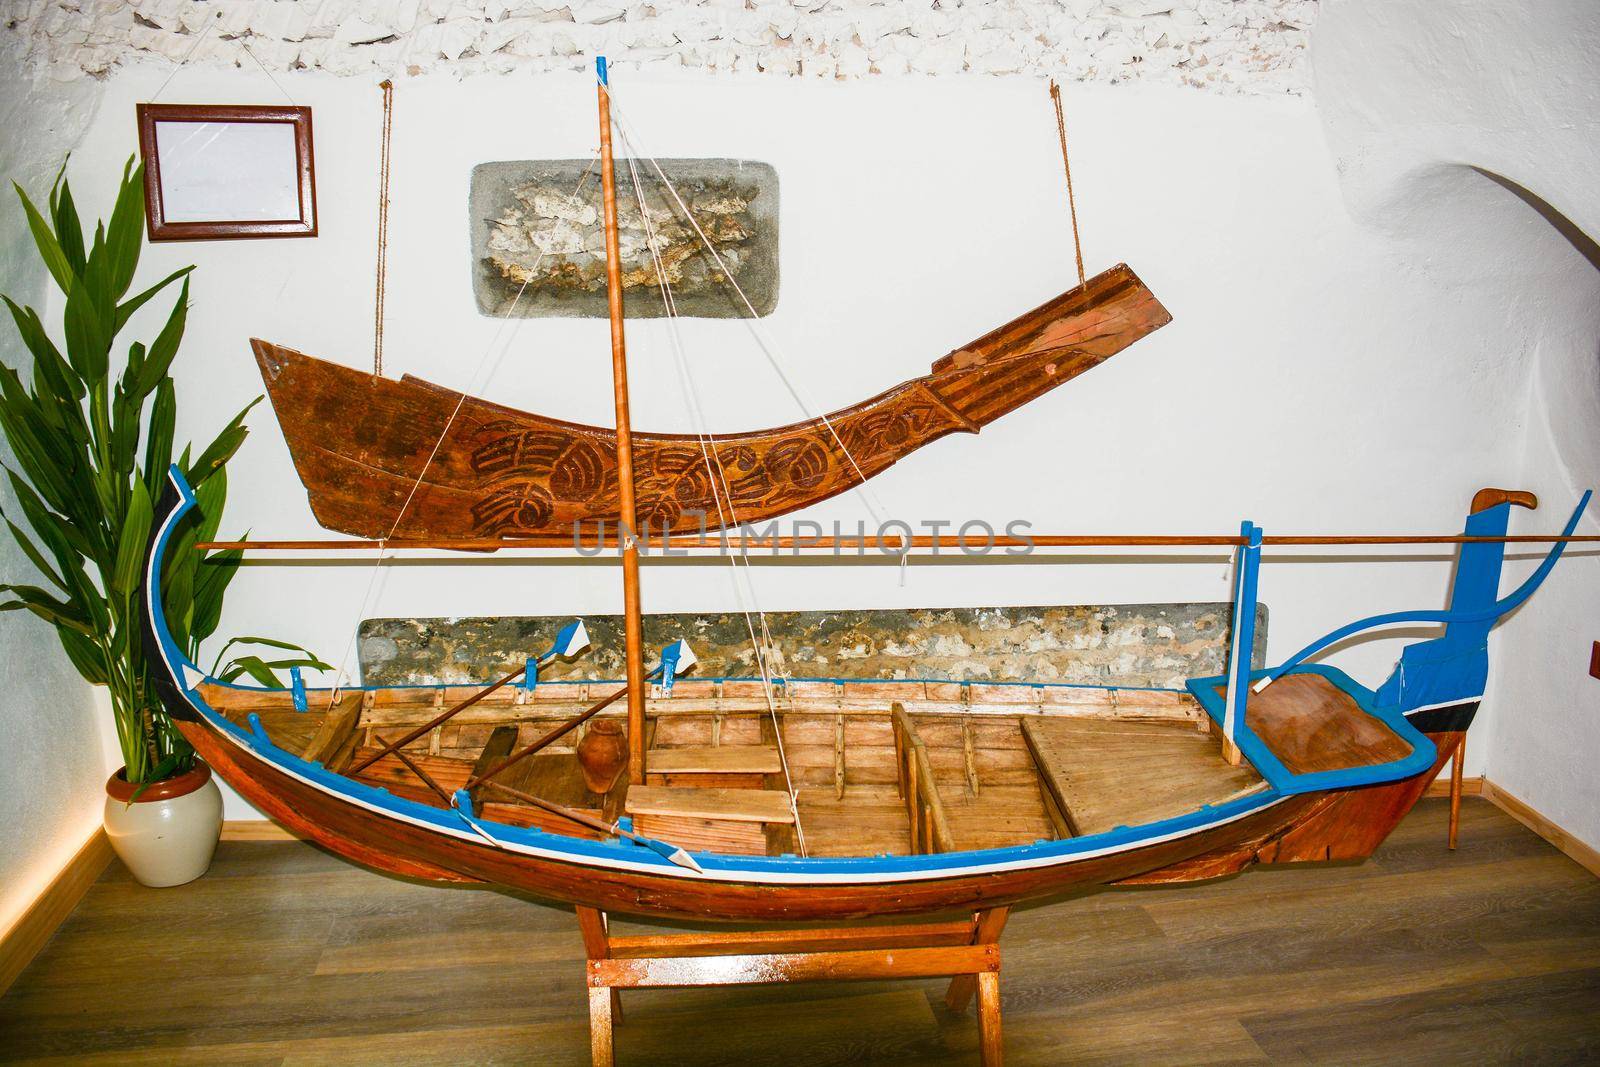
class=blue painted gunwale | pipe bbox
[146,470,1306,885]
[147,467,1555,885]
[1187,664,1438,795]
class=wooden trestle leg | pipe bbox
[1448,735,1465,851]
[578,906,1009,1066]
[944,907,1010,1011]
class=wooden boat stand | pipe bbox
[577,905,1010,1066]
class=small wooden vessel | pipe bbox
[142,64,1594,927]
[252,261,1170,540]
[141,473,1585,923]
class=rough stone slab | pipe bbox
[358,602,1269,687]
[469,158,778,318]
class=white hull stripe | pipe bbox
[197,715,1289,884]
[142,472,1287,888]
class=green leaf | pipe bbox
[111,379,142,479]
[3,515,66,592]
[62,274,110,383]
[114,266,193,334]
[128,753,185,797]
[49,161,86,278]
[0,368,79,512]
[190,547,240,645]
[13,180,74,294]
[55,626,108,685]
[135,277,188,395]
[0,583,94,634]
[105,158,144,300]
[161,552,195,653]
[110,478,153,596]
[192,464,227,544]
[218,654,282,687]
[142,377,175,505]
[4,295,84,402]
[4,467,92,563]
[186,397,260,483]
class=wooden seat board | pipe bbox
[1023,718,1261,837]
[647,746,782,775]
[625,785,796,825]
[1232,674,1413,775]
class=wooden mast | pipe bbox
[596,56,648,785]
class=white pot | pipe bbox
[103,760,224,887]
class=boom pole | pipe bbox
[596,56,649,785]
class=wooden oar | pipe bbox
[480,780,702,872]
[462,676,639,792]
[463,640,695,793]
[347,620,589,776]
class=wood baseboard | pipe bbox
[221,820,301,842]
[1482,781,1600,879]
[1425,775,1483,798]
[0,829,113,997]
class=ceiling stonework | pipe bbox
[3,0,1315,94]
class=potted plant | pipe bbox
[1,160,326,886]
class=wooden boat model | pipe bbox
[139,63,1598,929]
[253,260,1170,540]
[142,474,1586,922]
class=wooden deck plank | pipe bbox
[1023,717,1262,837]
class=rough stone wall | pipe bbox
[4,0,1315,94]
[359,602,1270,687]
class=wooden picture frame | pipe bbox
[135,103,317,241]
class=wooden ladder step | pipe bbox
[625,785,795,825]
[647,746,782,775]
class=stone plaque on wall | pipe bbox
[469,158,778,318]
[359,603,1268,689]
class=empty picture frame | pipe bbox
[136,103,317,241]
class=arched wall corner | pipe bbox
[0,46,111,936]
[1312,0,1600,850]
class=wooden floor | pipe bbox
[2,798,1596,1065]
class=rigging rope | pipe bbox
[617,120,809,856]
[373,79,394,377]
[324,156,601,710]
[607,105,895,532]
[1049,79,1087,289]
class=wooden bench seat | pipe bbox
[626,785,795,856]
[625,785,796,825]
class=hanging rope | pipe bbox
[373,79,395,377]
[607,105,894,531]
[1049,79,1086,288]
[617,127,809,856]
[324,155,601,711]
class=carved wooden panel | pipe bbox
[255,263,1170,540]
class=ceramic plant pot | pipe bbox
[576,719,629,794]
[103,760,224,887]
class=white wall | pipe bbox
[0,56,107,933]
[59,60,1540,820]
[1314,0,1600,852]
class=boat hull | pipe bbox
[173,712,1459,923]
[254,263,1171,540]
